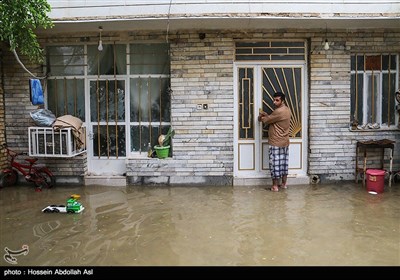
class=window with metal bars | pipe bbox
[45,43,171,157]
[350,54,399,129]
[235,41,306,61]
[129,43,171,154]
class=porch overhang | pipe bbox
[37,16,400,34]
[38,0,400,34]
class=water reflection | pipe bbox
[0,183,399,266]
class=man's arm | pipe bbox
[259,110,284,124]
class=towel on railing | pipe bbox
[52,115,86,149]
[29,79,44,105]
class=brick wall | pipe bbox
[1,45,8,169]
[0,86,6,169]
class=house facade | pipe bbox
[1,0,399,186]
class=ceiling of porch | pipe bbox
[36,16,400,35]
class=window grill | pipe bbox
[29,127,86,157]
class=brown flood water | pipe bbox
[0,182,399,266]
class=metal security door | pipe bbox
[234,65,306,178]
[87,79,127,176]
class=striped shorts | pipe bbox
[269,145,289,179]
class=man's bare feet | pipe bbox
[270,185,279,192]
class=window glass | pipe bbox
[129,43,170,74]
[382,73,397,125]
[129,43,171,154]
[130,125,170,153]
[47,78,85,119]
[46,46,84,76]
[88,44,126,75]
[235,41,305,61]
[93,125,126,157]
[130,77,170,122]
[90,80,125,122]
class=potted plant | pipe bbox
[154,127,175,159]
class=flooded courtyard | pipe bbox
[0,181,399,266]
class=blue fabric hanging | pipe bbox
[29,79,44,105]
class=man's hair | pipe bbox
[274,91,286,101]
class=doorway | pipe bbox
[86,78,127,176]
[233,63,307,179]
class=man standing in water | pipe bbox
[258,92,291,192]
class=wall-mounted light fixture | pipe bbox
[324,39,330,51]
[323,24,329,50]
[98,26,103,51]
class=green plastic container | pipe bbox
[154,145,170,159]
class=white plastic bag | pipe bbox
[30,109,56,127]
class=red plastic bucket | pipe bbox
[366,169,385,194]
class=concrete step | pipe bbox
[84,176,126,187]
[234,176,310,186]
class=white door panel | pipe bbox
[238,143,255,170]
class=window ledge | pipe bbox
[349,126,400,132]
[127,154,173,160]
